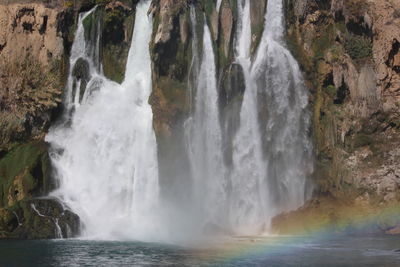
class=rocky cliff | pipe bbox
[272,0,400,234]
[0,0,79,239]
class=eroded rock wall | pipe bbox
[0,1,78,239]
[272,0,400,234]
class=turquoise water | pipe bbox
[0,235,399,266]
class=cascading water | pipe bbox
[46,0,311,240]
[229,0,268,235]
[229,0,313,234]
[216,0,223,12]
[187,6,200,113]
[183,0,312,236]
[46,0,162,240]
[185,14,228,232]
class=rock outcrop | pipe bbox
[0,1,66,152]
[0,0,79,239]
[272,0,400,234]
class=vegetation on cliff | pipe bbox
[276,0,400,234]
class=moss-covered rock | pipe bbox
[0,198,79,239]
[0,0,84,240]
[0,142,53,208]
[79,1,136,83]
[72,57,91,98]
[0,141,80,239]
[101,1,135,83]
[250,0,266,55]
[149,0,191,135]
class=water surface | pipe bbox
[1,235,399,266]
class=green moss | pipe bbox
[82,11,95,39]
[230,0,238,16]
[1,198,80,239]
[202,0,215,18]
[344,34,372,60]
[325,85,337,98]
[335,21,347,34]
[159,78,188,111]
[329,45,343,63]
[102,45,126,83]
[0,113,25,152]
[0,142,49,208]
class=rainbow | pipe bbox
[193,204,400,265]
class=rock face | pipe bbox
[0,1,66,153]
[100,0,136,83]
[272,0,400,234]
[0,1,64,65]
[0,1,80,239]
[148,0,192,202]
[0,198,80,239]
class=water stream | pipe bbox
[185,17,228,232]
[46,0,161,241]
[46,0,312,241]
[229,0,313,234]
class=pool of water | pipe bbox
[0,235,399,266]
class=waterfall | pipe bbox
[185,13,228,233]
[187,7,200,113]
[45,0,312,241]
[46,0,162,241]
[216,0,223,13]
[229,0,313,235]
[229,0,268,234]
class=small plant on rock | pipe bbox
[344,34,373,60]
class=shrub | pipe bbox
[344,34,372,60]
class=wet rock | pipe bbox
[72,57,91,99]
[220,63,245,166]
[101,0,135,83]
[72,58,91,82]
[219,0,233,59]
[221,63,245,103]
[0,142,54,208]
[1,198,79,239]
[250,0,267,54]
